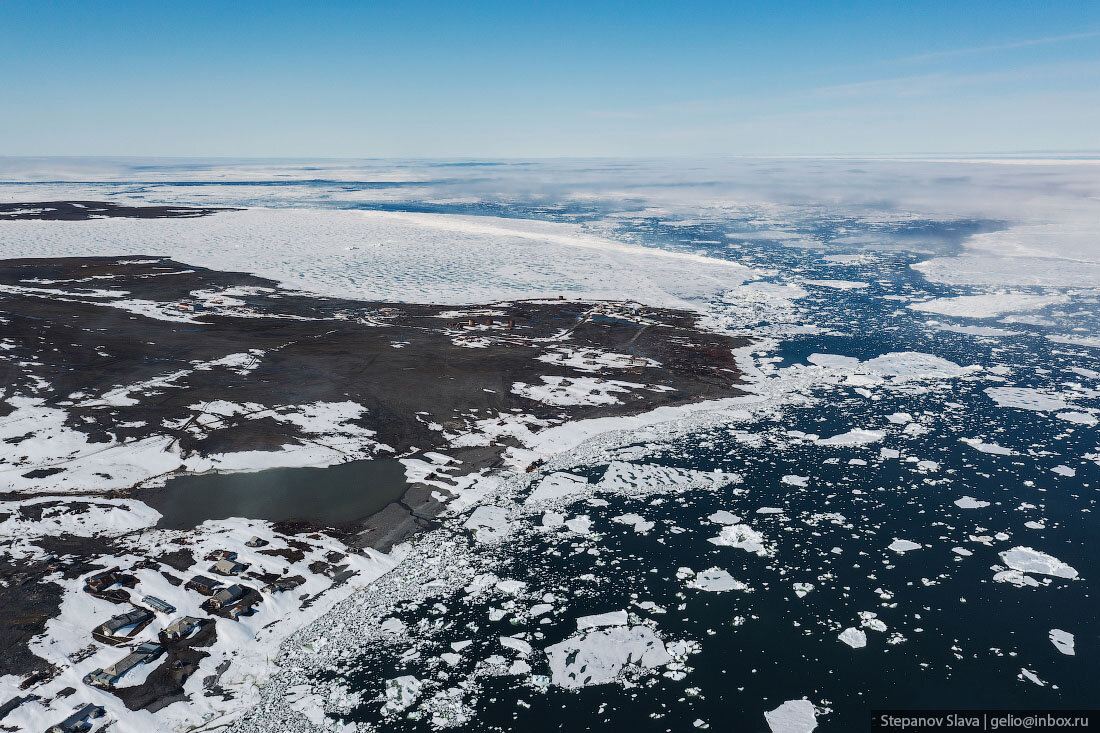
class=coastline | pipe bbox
[0,207,756,731]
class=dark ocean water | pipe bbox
[285,215,1097,731]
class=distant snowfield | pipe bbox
[0,208,754,308]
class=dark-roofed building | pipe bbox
[262,576,305,594]
[83,643,163,689]
[45,702,104,733]
[95,608,153,638]
[209,558,248,576]
[83,567,135,602]
[163,616,202,641]
[142,595,176,614]
[208,584,246,609]
[84,568,123,593]
[185,575,223,595]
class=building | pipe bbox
[261,576,304,594]
[209,558,248,576]
[84,643,163,689]
[163,616,202,641]
[206,549,238,562]
[207,584,246,610]
[95,608,153,638]
[142,595,175,614]
[185,575,223,595]
[83,567,135,602]
[245,536,268,547]
[84,568,123,593]
[45,703,104,733]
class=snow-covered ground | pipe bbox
[0,208,753,309]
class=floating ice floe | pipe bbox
[544,626,671,688]
[984,387,1071,411]
[524,472,589,505]
[888,539,922,554]
[765,699,818,733]
[908,292,1069,319]
[861,352,974,379]
[1056,411,1098,426]
[1018,668,1046,687]
[859,611,888,632]
[803,279,868,290]
[816,429,884,446]
[954,497,991,509]
[596,461,738,495]
[806,354,861,370]
[564,515,593,534]
[1,208,755,308]
[1049,629,1075,656]
[838,627,867,648]
[685,568,748,593]
[463,505,511,543]
[935,324,1022,337]
[612,513,655,533]
[998,546,1079,580]
[499,636,532,656]
[708,523,770,556]
[807,351,973,381]
[381,675,423,716]
[576,610,629,630]
[1047,334,1100,348]
[960,437,1016,455]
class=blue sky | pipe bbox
[2,1,1098,157]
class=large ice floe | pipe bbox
[0,208,755,308]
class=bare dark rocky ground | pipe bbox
[0,200,235,220]
[0,254,748,524]
[0,203,749,709]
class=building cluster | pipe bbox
[56,534,309,730]
[79,546,266,694]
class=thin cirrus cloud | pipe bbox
[892,29,1100,64]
